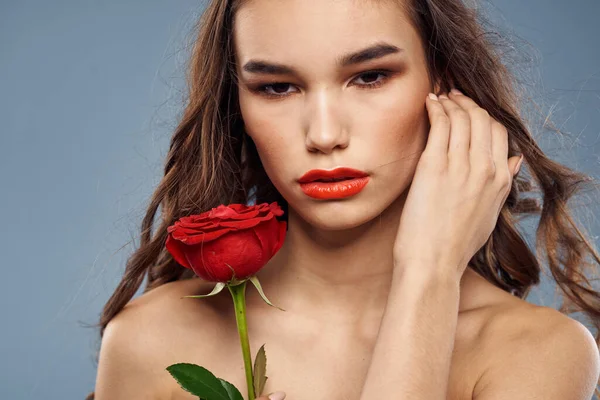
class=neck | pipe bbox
[255,193,405,325]
[253,193,485,327]
[253,190,490,332]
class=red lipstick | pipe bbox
[298,167,370,200]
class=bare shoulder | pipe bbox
[95,278,227,399]
[103,278,227,345]
[477,297,594,353]
[125,277,229,321]
[472,295,600,399]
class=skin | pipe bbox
[233,0,435,327]
[93,0,600,399]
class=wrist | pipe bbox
[392,259,461,290]
[387,264,461,321]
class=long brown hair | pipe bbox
[85,0,600,398]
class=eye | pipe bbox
[352,70,391,88]
[253,69,393,99]
[256,82,297,98]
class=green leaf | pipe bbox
[249,276,286,311]
[253,344,268,398]
[182,282,226,299]
[166,363,231,400]
[218,378,244,400]
[225,264,248,287]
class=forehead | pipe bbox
[232,0,420,67]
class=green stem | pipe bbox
[228,280,255,400]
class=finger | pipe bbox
[490,119,509,175]
[438,94,470,162]
[448,90,492,165]
[261,392,286,400]
[424,93,450,158]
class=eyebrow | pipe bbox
[241,42,403,76]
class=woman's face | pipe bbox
[234,0,435,230]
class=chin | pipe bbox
[288,193,397,233]
[307,210,377,232]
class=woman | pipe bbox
[88,0,600,399]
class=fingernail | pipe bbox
[450,88,463,95]
[268,391,286,400]
[514,154,524,174]
[428,93,438,101]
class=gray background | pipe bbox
[1,1,599,399]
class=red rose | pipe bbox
[165,202,287,283]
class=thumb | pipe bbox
[258,391,286,400]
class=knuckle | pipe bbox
[472,107,490,120]
[496,169,512,189]
[456,114,471,126]
[449,108,470,121]
[434,114,450,127]
[476,160,496,179]
[492,120,508,135]
[472,143,492,154]
[497,180,511,198]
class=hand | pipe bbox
[392,90,523,281]
[257,391,286,400]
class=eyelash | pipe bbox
[252,69,393,99]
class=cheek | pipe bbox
[247,124,287,171]
[239,97,290,176]
[364,93,429,159]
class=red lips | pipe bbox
[298,167,369,183]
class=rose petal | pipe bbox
[165,234,192,269]
[165,203,287,283]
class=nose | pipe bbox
[305,89,349,154]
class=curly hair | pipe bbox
[85,0,600,398]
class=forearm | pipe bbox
[359,267,461,400]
